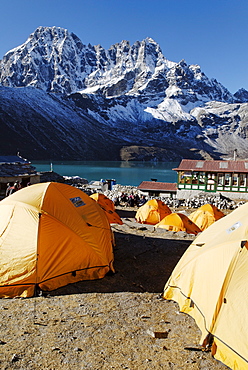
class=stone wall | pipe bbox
[176,189,248,201]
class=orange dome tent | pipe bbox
[90,192,115,211]
[189,204,225,231]
[155,212,201,235]
[135,199,171,225]
[0,183,114,298]
[90,192,123,225]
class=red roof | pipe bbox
[174,159,248,173]
[137,181,177,192]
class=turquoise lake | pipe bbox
[32,161,179,187]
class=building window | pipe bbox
[192,172,199,184]
[232,173,238,186]
[225,173,231,186]
[179,171,185,184]
[218,173,224,186]
[240,174,246,187]
[184,172,192,184]
[199,172,205,184]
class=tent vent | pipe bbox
[190,299,194,308]
[241,240,247,248]
[202,333,214,351]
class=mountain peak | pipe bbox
[0,26,234,104]
[29,25,70,41]
[234,88,248,103]
[144,37,158,44]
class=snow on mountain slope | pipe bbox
[0,27,97,94]
[1,26,248,160]
[0,26,234,106]
[191,101,248,158]
[0,85,126,160]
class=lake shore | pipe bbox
[0,206,229,369]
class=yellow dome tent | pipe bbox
[135,199,171,225]
[188,204,225,231]
[0,182,114,298]
[155,212,201,235]
[200,203,225,220]
[163,202,248,369]
[90,193,123,225]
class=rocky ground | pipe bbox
[0,206,230,370]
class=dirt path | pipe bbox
[0,208,229,369]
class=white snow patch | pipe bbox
[145,98,192,122]
[79,86,101,94]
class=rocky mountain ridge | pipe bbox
[0,26,248,161]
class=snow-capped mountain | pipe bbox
[0,26,234,104]
[1,26,248,161]
[0,85,124,160]
[234,88,248,103]
[0,85,195,161]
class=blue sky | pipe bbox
[1,0,247,93]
